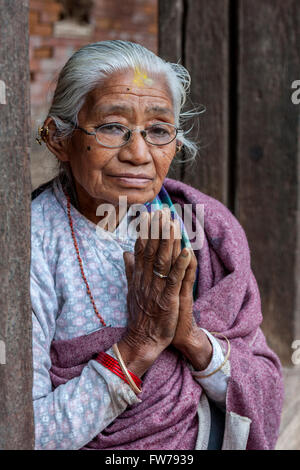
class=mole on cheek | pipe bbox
[87,146,91,151]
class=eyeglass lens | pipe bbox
[94,123,176,147]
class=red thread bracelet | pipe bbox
[95,351,142,389]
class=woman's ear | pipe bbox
[42,117,70,162]
[176,139,183,153]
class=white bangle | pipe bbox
[112,343,142,394]
[195,332,231,379]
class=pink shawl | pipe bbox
[49,177,284,450]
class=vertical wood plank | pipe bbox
[183,0,230,204]
[237,0,300,364]
[158,0,184,181]
[0,0,34,448]
[158,0,183,64]
[159,0,230,203]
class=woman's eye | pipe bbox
[97,124,126,135]
[148,125,170,136]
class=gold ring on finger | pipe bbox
[153,269,169,279]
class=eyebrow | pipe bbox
[95,104,133,115]
[144,105,173,116]
[94,104,173,118]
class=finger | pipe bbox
[179,250,197,298]
[165,248,191,297]
[123,251,135,287]
[141,209,164,287]
[171,219,182,265]
[139,210,151,240]
[133,211,151,283]
[150,209,175,291]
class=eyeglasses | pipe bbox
[73,122,182,148]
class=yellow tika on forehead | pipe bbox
[133,66,153,87]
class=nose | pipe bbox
[117,130,152,165]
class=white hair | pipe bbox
[48,40,202,161]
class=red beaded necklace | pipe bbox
[65,191,107,327]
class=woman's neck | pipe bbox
[72,178,128,230]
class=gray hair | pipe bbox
[48,40,202,163]
[48,40,199,152]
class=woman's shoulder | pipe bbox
[31,178,63,238]
[164,177,249,254]
[164,177,241,225]
[31,178,55,202]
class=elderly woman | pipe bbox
[31,40,283,450]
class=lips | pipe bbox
[109,173,154,179]
[108,173,154,187]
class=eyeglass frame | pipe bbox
[70,121,183,149]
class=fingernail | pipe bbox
[181,248,188,257]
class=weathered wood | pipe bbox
[182,0,230,205]
[158,0,183,64]
[159,0,230,204]
[236,0,300,364]
[0,0,34,449]
[158,0,184,182]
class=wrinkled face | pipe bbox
[53,69,179,212]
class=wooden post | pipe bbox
[159,0,300,365]
[159,0,230,205]
[236,0,300,364]
[158,0,184,183]
[0,0,34,449]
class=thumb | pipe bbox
[123,251,134,286]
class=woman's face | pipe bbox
[51,69,178,215]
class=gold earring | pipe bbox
[36,126,49,145]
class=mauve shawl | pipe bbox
[49,177,284,450]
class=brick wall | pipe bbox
[29,0,158,129]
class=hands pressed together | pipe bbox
[118,208,213,379]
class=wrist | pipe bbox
[117,338,162,378]
[177,328,213,371]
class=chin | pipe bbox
[126,194,154,205]
[122,190,155,206]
